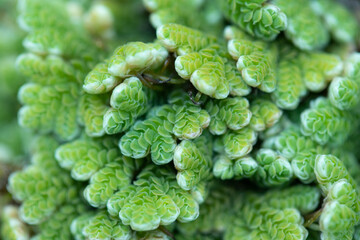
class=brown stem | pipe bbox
[304,207,323,228]
[142,73,185,85]
[160,56,172,74]
[136,74,164,91]
[188,91,202,105]
[142,73,171,84]
[158,225,175,239]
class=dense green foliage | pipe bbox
[1,0,360,239]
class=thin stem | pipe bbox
[186,84,204,106]
[308,223,321,231]
[304,207,323,228]
[160,56,171,74]
[136,74,164,91]
[143,73,186,85]
[158,225,175,239]
[188,91,202,105]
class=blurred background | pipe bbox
[0,0,29,200]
